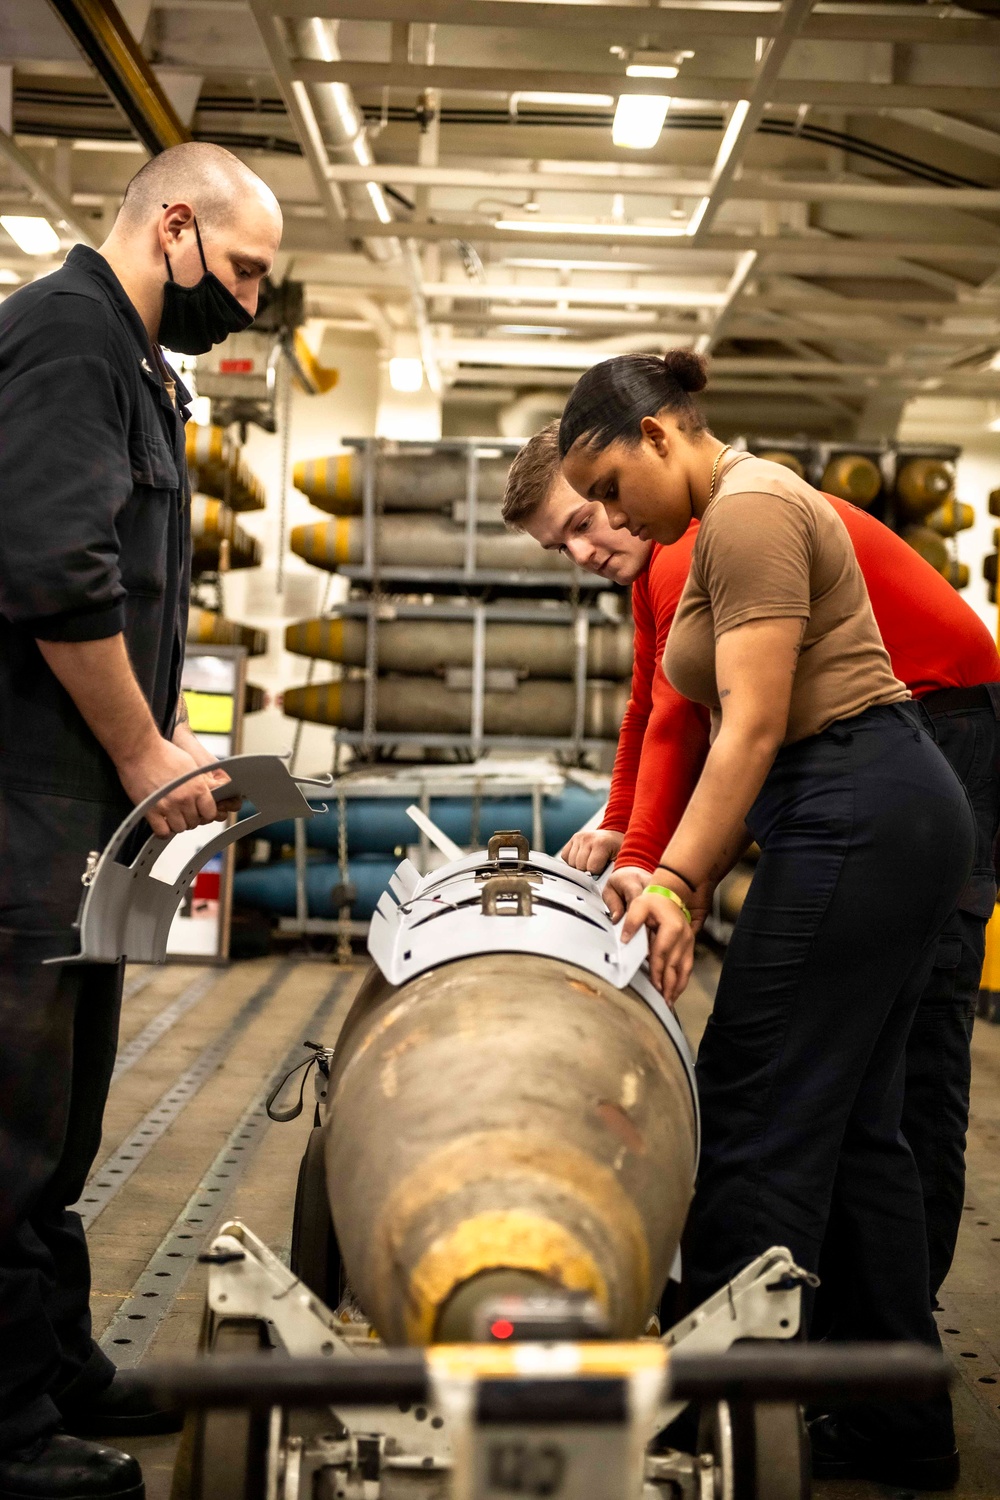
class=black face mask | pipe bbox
[159,216,254,356]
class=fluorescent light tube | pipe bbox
[612,95,670,149]
[512,91,615,108]
[389,357,423,392]
[626,64,679,79]
[502,258,656,271]
[495,218,688,238]
[0,216,60,255]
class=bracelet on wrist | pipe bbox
[657,863,697,896]
[644,884,693,925]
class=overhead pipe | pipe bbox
[290,19,440,389]
[291,18,396,265]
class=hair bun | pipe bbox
[662,348,708,394]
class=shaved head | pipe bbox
[100,140,283,341]
[118,141,279,233]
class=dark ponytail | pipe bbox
[558,349,709,458]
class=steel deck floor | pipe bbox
[83,952,1000,1499]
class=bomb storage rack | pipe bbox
[186,423,269,715]
[259,762,604,943]
[287,437,627,762]
[746,437,970,589]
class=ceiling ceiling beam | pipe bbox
[691,0,817,241]
[269,0,1000,48]
[420,283,1000,317]
[329,220,1000,262]
[246,0,347,230]
[422,282,729,308]
[753,293,1000,316]
[695,250,759,354]
[439,337,1000,377]
[884,110,1000,161]
[292,60,1000,113]
[445,367,997,396]
[431,308,1000,349]
[321,164,1000,211]
[46,0,188,155]
[0,124,99,246]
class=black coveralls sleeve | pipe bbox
[0,347,131,642]
[0,250,190,802]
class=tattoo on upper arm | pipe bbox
[791,620,807,676]
[176,693,189,726]
[719,688,731,699]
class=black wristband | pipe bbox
[658,864,697,894]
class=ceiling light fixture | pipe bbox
[510,91,615,109]
[0,268,21,284]
[612,95,671,150]
[0,216,60,255]
[501,258,656,271]
[495,218,688,238]
[497,324,569,335]
[626,64,679,79]
[389,356,424,392]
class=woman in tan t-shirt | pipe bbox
[558,351,974,1486]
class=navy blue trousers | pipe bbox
[908,696,1000,1296]
[818,694,1000,1315]
[686,703,974,1451]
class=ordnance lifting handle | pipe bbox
[487,829,530,862]
[110,1341,951,1414]
[481,874,534,917]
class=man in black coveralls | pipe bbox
[0,141,281,1500]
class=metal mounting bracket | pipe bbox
[368,843,650,991]
[51,754,329,965]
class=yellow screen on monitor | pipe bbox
[185,691,234,735]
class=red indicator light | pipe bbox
[490,1319,515,1340]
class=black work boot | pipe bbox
[59,1377,182,1438]
[0,1432,144,1499]
[809,1413,959,1491]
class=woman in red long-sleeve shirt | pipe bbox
[503,420,1000,1311]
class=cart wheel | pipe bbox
[701,1400,810,1500]
[290,1125,343,1308]
[171,1318,275,1500]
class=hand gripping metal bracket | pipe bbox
[50,754,328,965]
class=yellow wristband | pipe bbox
[644,884,693,924]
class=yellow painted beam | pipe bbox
[47,0,189,155]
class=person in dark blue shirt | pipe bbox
[0,141,281,1500]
